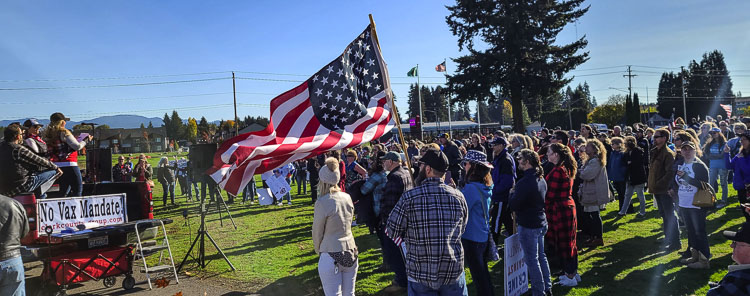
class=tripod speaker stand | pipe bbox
[177,143,236,272]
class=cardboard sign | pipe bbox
[504,233,528,296]
[265,175,292,200]
[37,194,128,234]
[257,188,274,205]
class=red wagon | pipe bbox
[42,245,135,295]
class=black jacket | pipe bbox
[0,196,29,261]
[380,165,413,223]
[443,141,462,170]
[624,147,648,185]
[509,168,547,229]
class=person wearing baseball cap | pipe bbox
[385,147,469,293]
[706,222,750,295]
[22,118,47,157]
[438,133,462,185]
[489,136,516,241]
[459,149,495,295]
[378,149,413,292]
[670,140,711,269]
[43,112,92,197]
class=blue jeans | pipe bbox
[461,239,494,296]
[619,183,646,215]
[27,169,57,199]
[681,207,711,258]
[0,256,25,296]
[162,182,175,205]
[59,166,82,197]
[655,194,681,247]
[284,177,292,203]
[408,271,467,296]
[709,168,728,201]
[518,225,552,296]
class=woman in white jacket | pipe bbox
[578,139,611,248]
[312,157,358,296]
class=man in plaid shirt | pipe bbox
[386,148,469,295]
[0,124,61,198]
[708,222,750,295]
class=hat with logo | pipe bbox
[23,118,43,128]
[490,137,509,146]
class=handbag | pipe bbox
[692,181,716,208]
[474,184,500,262]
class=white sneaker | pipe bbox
[559,275,578,287]
[277,202,283,206]
[575,273,581,282]
[287,201,292,205]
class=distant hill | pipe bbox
[0,115,163,129]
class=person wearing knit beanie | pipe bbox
[313,156,359,296]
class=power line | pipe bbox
[0,92,235,105]
[0,77,231,91]
[0,71,231,83]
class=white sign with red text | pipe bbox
[37,194,128,234]
[504,233,528,296]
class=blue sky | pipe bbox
[1,0,749,123]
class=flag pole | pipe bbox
[417,64,424,140]
[444,58,453,136]
[369,14,413,174]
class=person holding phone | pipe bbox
[133,154,153,186]
[43,112,91,197]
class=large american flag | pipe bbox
[208,25,395,195]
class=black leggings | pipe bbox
[581,210,603,238]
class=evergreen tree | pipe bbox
[140,123,145,129]
[476,100,490,123]
[148,121,154,128]
[632,93,642,124]
[162,113,171,137]
[170,110,184,140]
[657,50,734,119]
[625,94,633,125]
[446,0,589,132]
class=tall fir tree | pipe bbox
[446,0,589,132]
[632,93,642,124]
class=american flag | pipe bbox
[208,25,395,195]
[720,103,732,118]
[435,61,446,72]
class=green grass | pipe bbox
[84,153,746,295]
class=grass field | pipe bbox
[90,152,746,295]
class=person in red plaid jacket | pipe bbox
[544,143,581,287]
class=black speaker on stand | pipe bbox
[85,148,112,183]
[179,143,236,272]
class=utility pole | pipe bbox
[444,59,453,135]
[646,86,651,125]
[681,66,687,120]
[417,64,424,140]
[624,65,637,100]
[232,71,238,136]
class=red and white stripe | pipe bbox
[721,103,732,118]
[208,33,395,196]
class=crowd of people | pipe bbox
[310,114,750,295]
[4,111,750,295]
